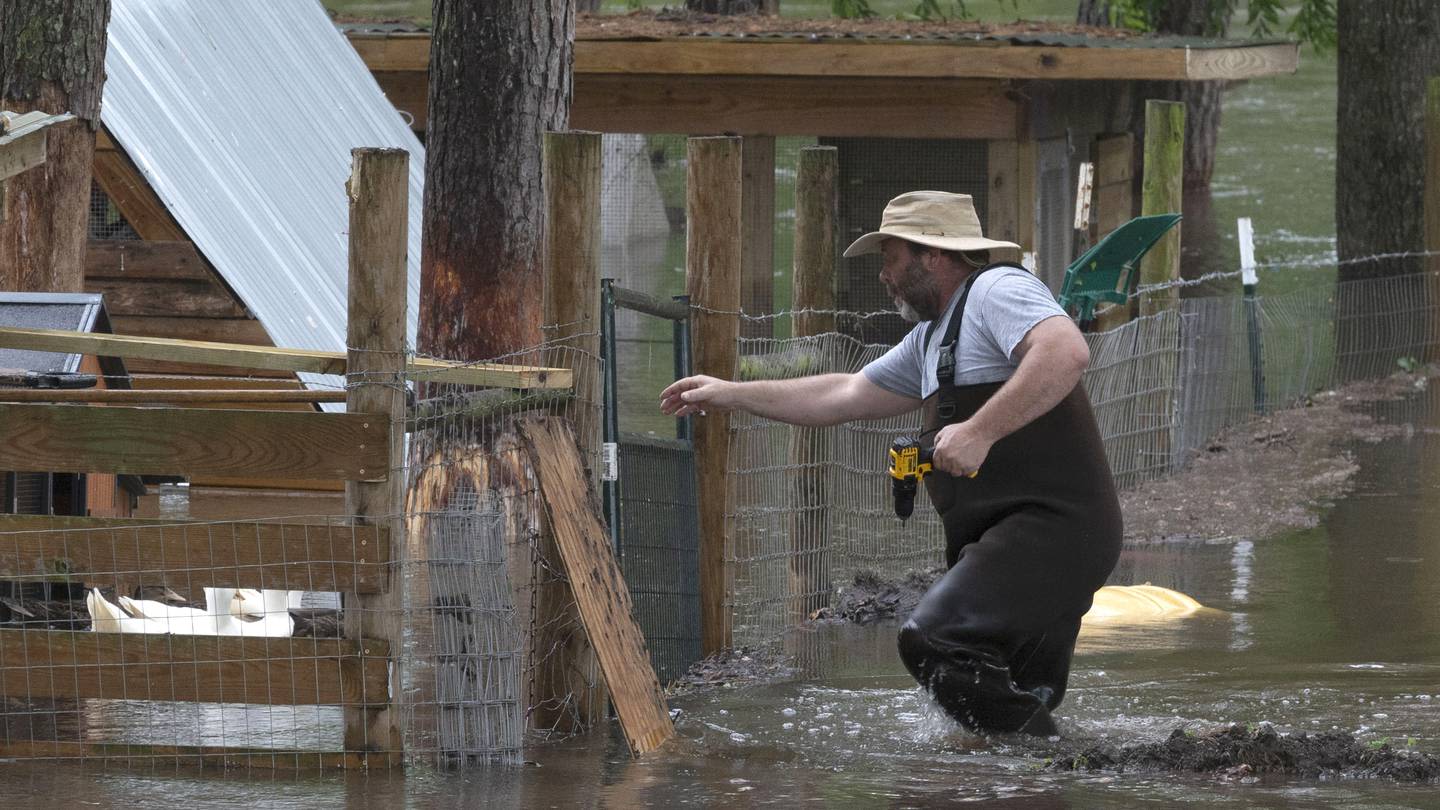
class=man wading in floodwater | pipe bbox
[660,191,1122,736]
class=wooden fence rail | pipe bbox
[0,630,389,706]
[0,515,388,593]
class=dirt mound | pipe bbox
[1048,725,1440,781]
[668,646,797,694]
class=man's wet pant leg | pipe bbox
[897,620,1058,736]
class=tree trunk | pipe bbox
[1334,1,1440,378]
[684,0,763,13]
[419,1,574,361]
[577,0,601,12]
[1336,0,1440,281]
[0,0,111,293]
[1075,0,1110,27]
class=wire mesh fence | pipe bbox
[725,268,1440,648]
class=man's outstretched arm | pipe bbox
[660,372,919,427]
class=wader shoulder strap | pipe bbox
[932,262,1026,422]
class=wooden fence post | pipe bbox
[741,135,776,339]
[687,136,742,654]
[1424,77,1440,354]
[343,147,409,765]
[537,130,602,729]
[1138,100,1185,318]
[787,146,836,624]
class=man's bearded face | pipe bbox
[886,249,943,323]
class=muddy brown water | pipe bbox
[3,395,1438,807]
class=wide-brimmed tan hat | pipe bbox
[843,190,1020,258]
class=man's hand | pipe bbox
[932,420,993,478]
[660,375,732,417]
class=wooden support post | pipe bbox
[786,146,836,624]
[342,147,409,766]
[1138,101,1185,317]
[686,136,742,654]
[986,140,1023,266]
[1424,77,1440,351]
[1092,133,1137,331]
[740,135,776,339]
[538,130,603,730]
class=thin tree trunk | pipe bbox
[1334,1,1440,379]
[419,1,574,362]
[0,0,111,293]
[684,0,763,13]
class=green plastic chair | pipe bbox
[1056,213,1182,324]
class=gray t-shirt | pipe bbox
[862,266,1068,400]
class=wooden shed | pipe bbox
[344,17,1297,340]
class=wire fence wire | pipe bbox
[725,268,1440,647]
[0,334,610,769]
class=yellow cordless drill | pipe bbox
[888,436,934,521]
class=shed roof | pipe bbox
[343,13,1298,82]
[103,0,425,392]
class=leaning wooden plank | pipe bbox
[0,630,389,706]
[0,514,387,593]
[0,740,369,770]
[0,326,572,389]
[0,404,388,481]
[517,414,674,755]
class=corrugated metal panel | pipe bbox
[103,0,425,398]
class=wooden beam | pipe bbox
[0,514,387,593]
[346,33,431,72]
[0,403,389,481]
[0,388,346,404]
[86,239,214,282]
[518,415,674,755]
[572,75,1019,139]
[86,278,251,319]
[0,326,573,389]
[575,40,1298,82]
[347,30,1298,82]
[0,127,47,182]
[91,142,187,241]
[686,136,742,655]
[372,70,428,132]
[342,147,408,764]
[1185,42,1300,81]
[0,740,369,770]
[0,630,389,706]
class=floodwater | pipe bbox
[7,386,1440,806]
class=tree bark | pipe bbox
[419,1,574,361]
[1334,1,1440,378]
[577,0,601,12]
[1336,0,1440,281]
[0,0,111,293]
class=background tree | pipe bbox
[684,0,775,12]
[419,0,575,361]
[0,0,111,293]
[1332,1,1440,374]
[1335,0,1440,282]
